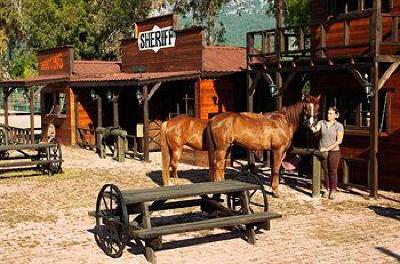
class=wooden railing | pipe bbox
[247,27,311,63]
[381,14,400,44]
[247,11,400,63]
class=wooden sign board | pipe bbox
[38,47,74,76]
[121,14,203,73]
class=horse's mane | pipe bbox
[282,102,304,126]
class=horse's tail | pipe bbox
[206,121,216,182]
[160,121,170,186]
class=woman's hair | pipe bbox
[328,106,340,118]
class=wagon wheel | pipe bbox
[0,150,9,159]
[95,184,129,258]
[47,144,62,174]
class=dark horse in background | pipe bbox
[160,115,209,186]
[207,95,320,197]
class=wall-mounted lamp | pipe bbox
[136,88,144,105]
[23,88,29,99]
[363,73,374,98]
[90,89,98,100]
[106,90,113,102]
[270,83,279,97]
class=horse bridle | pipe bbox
[303,102,318,125]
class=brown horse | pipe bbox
[160,115,209,186]
[207,95,320,197]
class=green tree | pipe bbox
[170,0,230,45]
[267,0,311,28]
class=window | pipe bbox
[329,0,392,16]
[324,92,389,132]
[44,92,67,117]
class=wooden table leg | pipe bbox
[141,202,157,263]
[240,191,256,245]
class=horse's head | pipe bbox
[303,94,321,127]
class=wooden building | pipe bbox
[247,0,400,194]
[0,14,247,162]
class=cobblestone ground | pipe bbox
[0,147,399,264]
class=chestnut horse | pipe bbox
[160,115,209,186]
[207,95,320,197]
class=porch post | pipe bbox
[113,90,119,127]
[3,89,8,126]
[143,85,150,162]
[368,0,382,198]
[370,64,379,198]
[247,70,255,171]
[96,96,102,128]
[29,88,35,143]
[275,72,283,110]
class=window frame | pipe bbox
[323,91,391,134]
[329,0,393,16]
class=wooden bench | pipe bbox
[91,180,281,264]
[0,143,63,174]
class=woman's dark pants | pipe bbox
[321,150,341,191]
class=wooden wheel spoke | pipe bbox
[95,184,128,258]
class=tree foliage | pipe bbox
[0,0,154,78]
[267,0,310,28]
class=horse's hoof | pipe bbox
[272,191,281,198]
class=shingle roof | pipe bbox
[0,74,69,87]
[202,46,247,73]
[73,61,121,76]
[70,71,201,86]
[0,46,246,87]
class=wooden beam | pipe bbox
[143,85,150,162]
[371,0,382,56]
[348,68,366,86]
[274,72,282,110]
[344,20,350,47]
[96,95,102,128]
[29,88,35,144]
[148,82,162,101]
[369,64,379,198]
[378,62,400,90]
[280,72,296,94]
[247,69,254,112]
[112,90,119,128]
[392,16,399,42]
[248,72,261,97]
[3,91,8,126]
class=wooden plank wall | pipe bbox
[198,79,235,120]
[121,28,203,73]
[135,14,176,32]
[311,1,400,57]
[40,84,75,145]
[311,70,400,191]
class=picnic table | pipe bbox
[91,180,281,263]
[0,143,63,174]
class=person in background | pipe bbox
[310,106,344,199]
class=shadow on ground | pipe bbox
[376,247,400,261]
[368,206,400,221]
